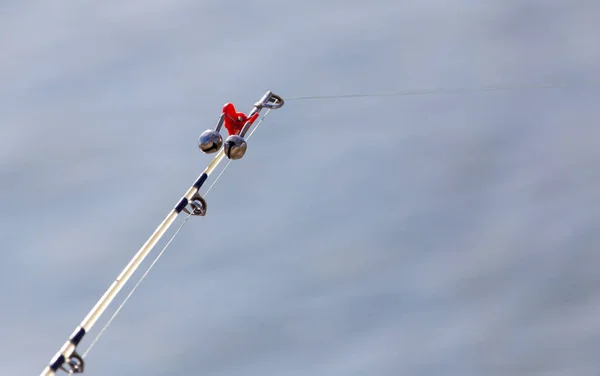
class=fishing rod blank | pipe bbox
[40,91,284,376]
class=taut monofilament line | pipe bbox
[284,82,598,100]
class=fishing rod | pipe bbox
[40,91,284,376]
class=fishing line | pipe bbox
[284,82,594,101]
